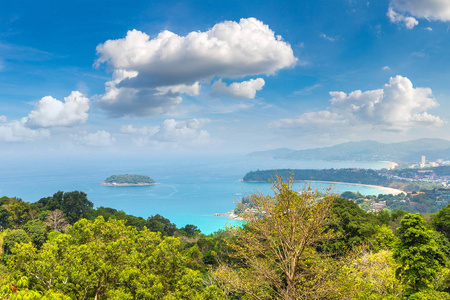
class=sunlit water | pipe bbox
[0,155,390,234]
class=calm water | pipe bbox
[0,154,389,234]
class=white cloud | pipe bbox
[382,66,390,71]
[120,119,213,147]
[272,75,443,132]
[153,119,211,145]
[27,91,89,127]
[425,27,433,31]
[73,130,116,147]
[293,84,321,96]
[0,115,7,122]
[97,69,183,117]
[120,124,158,136]
[0,118,49,142]
[387,7,419,29]
[156,82,200,96]
[270,111,348,128]
[95,18,297,117]
[388,0,450,28]
[390,0,450,22]
[211,78,265,99]
[319,33,336,42]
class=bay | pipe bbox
[0,154,390,234]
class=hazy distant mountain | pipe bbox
[247,139,450,162]
[247,147,296,158]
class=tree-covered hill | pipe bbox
[243,168,392,186]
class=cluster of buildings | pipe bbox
[409,155,450,169]
[380,156,450,186]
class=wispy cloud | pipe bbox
[293,84,321,95]
[319,33,336,42]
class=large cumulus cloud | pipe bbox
[388,0,450,28]
[95,18,297,117]
[0,91,88,143]
[272,76,443,133]
[27,91,90,127]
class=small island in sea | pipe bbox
[99,174,159,186]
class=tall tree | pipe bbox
[3,197,31,229]
[59,191,93,224]
[215,176,337,300]
[434,204,450,239]
[393,213,442,295]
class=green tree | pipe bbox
[337,250,404,299]
[371,225,398,252]
[393,213,442,295]
[3,197,32,229]
[23,220,47,249]
[146,214,178,236]
[59,191,93,224]
[0,206,9,230]
[2,229,30,254]
[179,224,201,237]
[434,204,450,239]
[319,197,380,255]
[32,191,93,224]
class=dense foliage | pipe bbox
[2,181,450,299]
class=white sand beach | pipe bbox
[380,161,399,170]
[309,180,405,195]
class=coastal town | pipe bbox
[381,156,450,187]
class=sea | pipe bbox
[0,154,390,234]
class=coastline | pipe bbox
[380,161,399,170]
[215,211,244,221]
[243,179,405,195]
[307,180,405,195]
[99,182,160,187]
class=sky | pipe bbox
[1,0,450,156]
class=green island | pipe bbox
[99,174,157,186]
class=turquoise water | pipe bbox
[0,155,389,234]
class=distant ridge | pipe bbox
[247,147,296,158]
[247,138,450,163]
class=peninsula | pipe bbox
[99,174,158,186]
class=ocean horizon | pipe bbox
[0,154,391,234]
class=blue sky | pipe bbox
[1,0,450,155]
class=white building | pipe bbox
[420,155,426,168]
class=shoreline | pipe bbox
[306,180,405,195]
[215,211,244,221]
[380,161,399,170]
[243,179,405,195]
[99,182,160,187]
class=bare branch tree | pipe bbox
[45,209,69,232]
